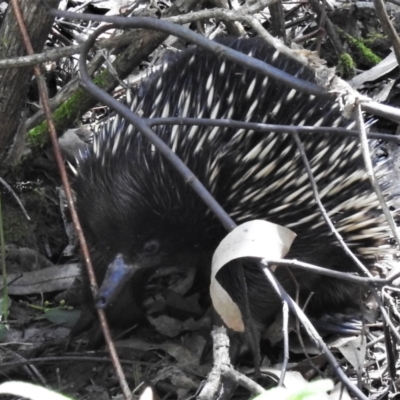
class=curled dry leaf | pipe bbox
[210,220,296,332]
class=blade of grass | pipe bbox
[0,194,8,321]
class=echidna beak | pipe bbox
[95,254,140,309]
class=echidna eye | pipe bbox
[143,239,160,255]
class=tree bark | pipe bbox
[0,0,60,160]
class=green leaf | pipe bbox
[41,309,81,328]
[0,324,8,341]
[0,296,11,319]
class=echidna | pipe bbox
[73,37,396,343]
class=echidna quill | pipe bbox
[73,37,396,348]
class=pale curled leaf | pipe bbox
[139,387,156,400]
[210,220,296,332]
[0,381,72,400]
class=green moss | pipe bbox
[27,87,88,147]
[346,35,382,66]
[335,27,383,69]
[27,68,112,148]
[338,53,356,78]
[338,29,382,67]
[93,68,109,87]
[28,122,49,147]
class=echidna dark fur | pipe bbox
[74,37,397,338]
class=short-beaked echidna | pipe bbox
[73,37,396,339]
